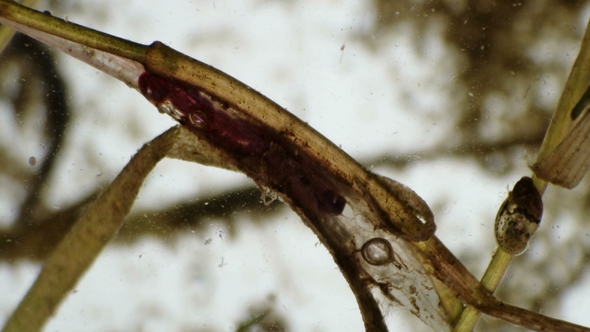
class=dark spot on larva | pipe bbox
[318,190,346,214]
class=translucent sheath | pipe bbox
[533,102,590,188]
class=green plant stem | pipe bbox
[453,249,513,331]
[0,0,146,61]
[0,0,38,52]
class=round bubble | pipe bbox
[361,238,393,266]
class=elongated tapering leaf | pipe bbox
[1,126,238,332]
[532,18,590,189]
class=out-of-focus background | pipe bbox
[1,0,590,331]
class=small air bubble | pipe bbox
[341,204,354,218]
[361,238,394,266]
[189,112,206,127]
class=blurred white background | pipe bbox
[1,0,590,331]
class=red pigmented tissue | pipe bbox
[138,71,346,215]
[138,72,269,156]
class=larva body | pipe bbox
[495,177,543,255]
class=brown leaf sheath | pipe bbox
[139,42,436,240]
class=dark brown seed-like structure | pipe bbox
[494,176,543,255]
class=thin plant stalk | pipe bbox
[0,0,38,52]
[1,125,237,332]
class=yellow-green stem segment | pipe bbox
[0,0,147,61]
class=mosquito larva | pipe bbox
[494,176,543,255]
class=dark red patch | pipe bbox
[139,72,269,156]
[138,71,346,215]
